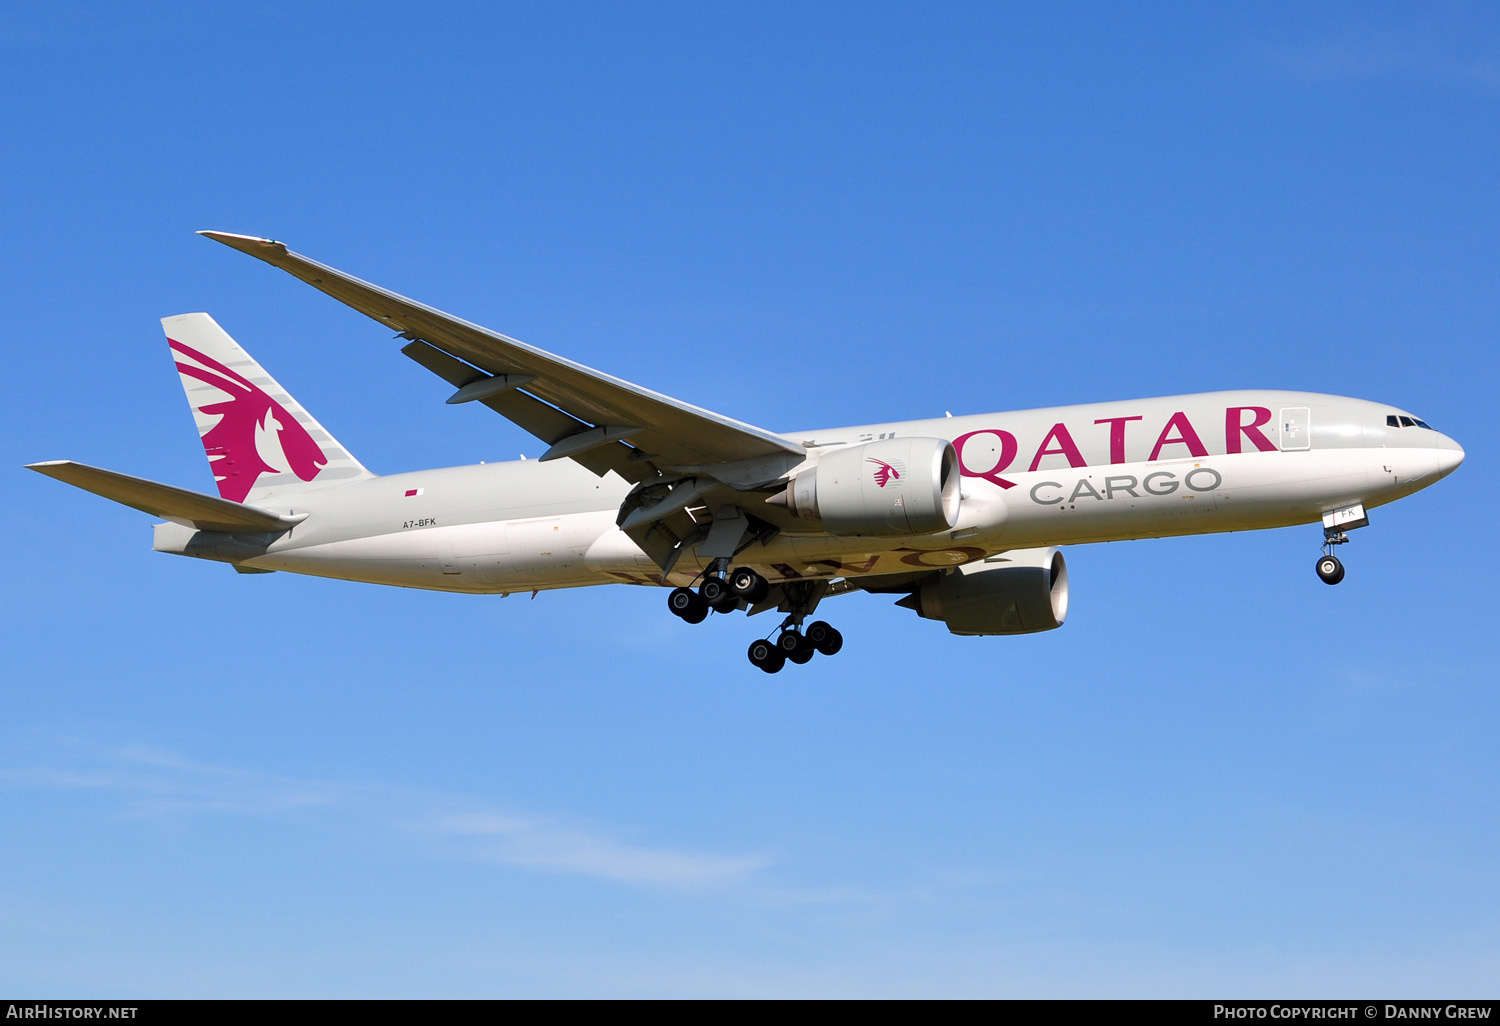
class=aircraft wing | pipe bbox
[199,232,805,484]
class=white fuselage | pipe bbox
[152,389,1464,593]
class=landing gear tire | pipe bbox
[1316,554,1345,585]
[700,576,738,612]
[728,566,770,603]
[747,638,785,673]
[806,620,843,656]
[776,630,815,664]
[668,587,708,623]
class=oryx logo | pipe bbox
[169,339,327,503]
[867,458,902,488]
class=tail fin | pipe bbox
[163,312,373,503]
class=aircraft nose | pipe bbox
[1433,433,1465,479]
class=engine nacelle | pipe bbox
[772,437,962,536]
[901,547,1069,636]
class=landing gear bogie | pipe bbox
[746,620,843,671]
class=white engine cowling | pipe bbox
[773,437,962,536]
[901,547,1069,636]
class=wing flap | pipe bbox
[399,339,635,478]
[27,460,304,534]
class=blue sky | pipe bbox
[2,1,1497,997]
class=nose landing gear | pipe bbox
[1316,527,1349,585]
[1314,503,1368,586]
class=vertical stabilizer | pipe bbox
[163,313,373,503]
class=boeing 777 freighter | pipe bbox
[28,232,1465,671]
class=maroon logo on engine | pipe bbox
[868,458,902,488]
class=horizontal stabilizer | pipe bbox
[26,460,306,534]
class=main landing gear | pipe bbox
[667,565,844,672]
[747,620,844,674]
[666,563,771,624]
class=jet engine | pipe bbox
[898,547,1069,636]
[769,437,962,536]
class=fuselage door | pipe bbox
[1279,407,1311,451]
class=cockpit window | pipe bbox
[1414,418,1432,429]
[1387,415,1400,427]
[1399,416,1416,427]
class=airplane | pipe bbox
[27,232,1466,672]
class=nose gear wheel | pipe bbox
[1316,554,1345,585]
